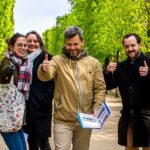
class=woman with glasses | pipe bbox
[0,33,30,150]
[23,30,54,150]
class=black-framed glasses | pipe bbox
[14,43,28,48]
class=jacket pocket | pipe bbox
[54,94,63,112]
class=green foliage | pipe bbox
[43,0,150,64]
[0,0,15,60]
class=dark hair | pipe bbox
[64,26,83,41]
[8,33,25,47]
[26,30,46,52]
[122,33,141,45]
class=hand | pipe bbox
[93,110,98,118]
[5,65,15,76]
[106,62,117,73]
[139,60,149,77]
[42,54,50,72]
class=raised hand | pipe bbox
[106,62,117,73]
[45,53,48,61]
[42,54,50,72]
[139,60,149,77]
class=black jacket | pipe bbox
[104,52,150,147]
[23,52,54,138]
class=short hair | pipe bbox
[64,26,83,41]
[122,33,141,45]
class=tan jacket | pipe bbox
[38,54,106,125]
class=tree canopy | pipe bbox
[43,0,150,63]
[0,0,150,63]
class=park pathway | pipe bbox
[89,91,123,150]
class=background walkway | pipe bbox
[0,90,125,150]
[89,91,124,150]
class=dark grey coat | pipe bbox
[104,52,150,147]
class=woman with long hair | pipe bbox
[23,30,54,150]
[0,32,30,150]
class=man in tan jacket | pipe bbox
[38,26,106,150]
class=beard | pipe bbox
[126,50,140,60]
[67,49,80,58]
[69,51,78,58]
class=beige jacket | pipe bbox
[38,53,106,126]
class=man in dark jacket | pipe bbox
[104,33,150,150]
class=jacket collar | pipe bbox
[127,51,144,63]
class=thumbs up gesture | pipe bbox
[139,60,149,77]
[42,54,50,72]
[106,62,117,73]
[45,53,48,61]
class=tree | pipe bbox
[43,0,148,64]
[144,0,150,52]
[0,0,15,60]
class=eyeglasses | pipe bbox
[14,43,28,48]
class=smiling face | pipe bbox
[123,36,141,60]
[65,34,84,58]
[26,33,40,53]
[11,37,27,58]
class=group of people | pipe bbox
[0,26,150,150]
[0,31,54,150]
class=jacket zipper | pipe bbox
[76,63,82,112]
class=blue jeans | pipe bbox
[1,129,27,150]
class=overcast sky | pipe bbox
[14,0,71,35]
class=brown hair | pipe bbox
[26,30,47,52]
[8,33,25,47]
[122,33,141,46]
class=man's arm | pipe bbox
[93,60,106,112]
[103,61,118,90]
[37,54,57,81]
